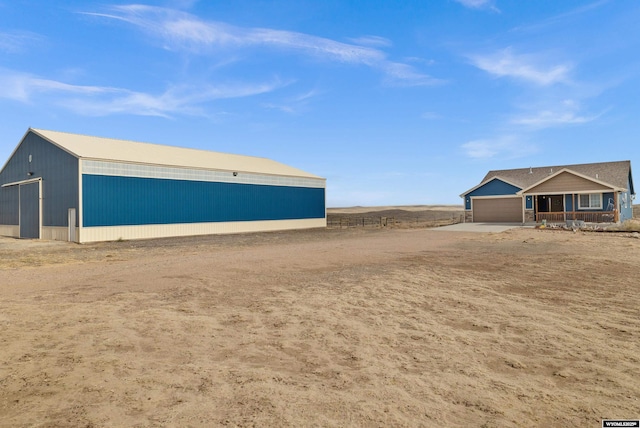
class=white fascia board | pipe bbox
[1,177,42,187]
[469,195,523,199]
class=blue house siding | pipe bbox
[620,177,634,221]
[0,131,78,227]
[463,179,521,210]
[563,192,616,212]
[82,175,325,227]
[565,194,573,212]
[525,196,533,210]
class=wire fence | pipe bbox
[327,213,465,229]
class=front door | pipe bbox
[19,181,40,239]
[550,195,564,212]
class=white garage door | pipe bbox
[473,198,522,223]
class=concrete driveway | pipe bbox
[433,222,530,233]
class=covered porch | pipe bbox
[532,193,618,224]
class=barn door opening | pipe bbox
[19,181,41,239]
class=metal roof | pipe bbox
[29,128,323,179]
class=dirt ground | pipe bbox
[1,226,639,427]
[327,205,464,229]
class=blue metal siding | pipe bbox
[0,185,19,225]
[0,131,78,227]
[82,175,325,227]
[464,179,521,210]
[19,182,39,238]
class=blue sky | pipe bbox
[1,0,639,206]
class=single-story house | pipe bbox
[461,161,635,224]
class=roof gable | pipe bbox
[518,169,618,194]
[460,176,522,197]
[28,128,322,179]
[480,161,632,192]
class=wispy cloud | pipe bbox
[469,48,571,86]
[0,70,117,103]
[454,0,500,13]
[262,89,320,114]
[461,135,537,160]
[82,4,441,87]
[511,99,607,129]
[511,0,610,33]
[346,35,392,48]
[0,31,42,53]
[421,111,442,120]
[382,62,444,86]
[0,69,285,117]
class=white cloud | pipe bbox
[0,69,285,117]
[83,5,440,87]
[347,35,392,48]
[0,31,42,53]
[421,111,442,120]
[261,89,320,115]
[454,0,500,12]
[461,135,537,160]
[382,62,444,86]
[470,48,571,86]
[511,99,607,129]
[0,70,117,103]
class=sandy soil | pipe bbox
[1,227,639,427]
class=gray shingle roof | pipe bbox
[481,160,633,193]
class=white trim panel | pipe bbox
[470,195,523,200]
[78,218,327,243]
[41,226,78,242]
[82,160,326,189]
[1,177,42,188]
[0,225,19,238]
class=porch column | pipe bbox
[614,192,619,222]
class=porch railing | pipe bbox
[536,211,616,223]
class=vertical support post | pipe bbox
[68,208,77,242]
[614,192,619,222]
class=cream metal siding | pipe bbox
[78,218,326,243]
[0,225,19,237]
[472,197,522,222]
[525,171,612,194]
[82,160,325,188]
[41,226,74,241]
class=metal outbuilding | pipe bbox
[0,128,326,243]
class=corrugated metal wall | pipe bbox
[0,132,79,228]
[82,174,325,227]
[0,185,18,225]
[19,181,40,238]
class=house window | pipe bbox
[578,193,602,209]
